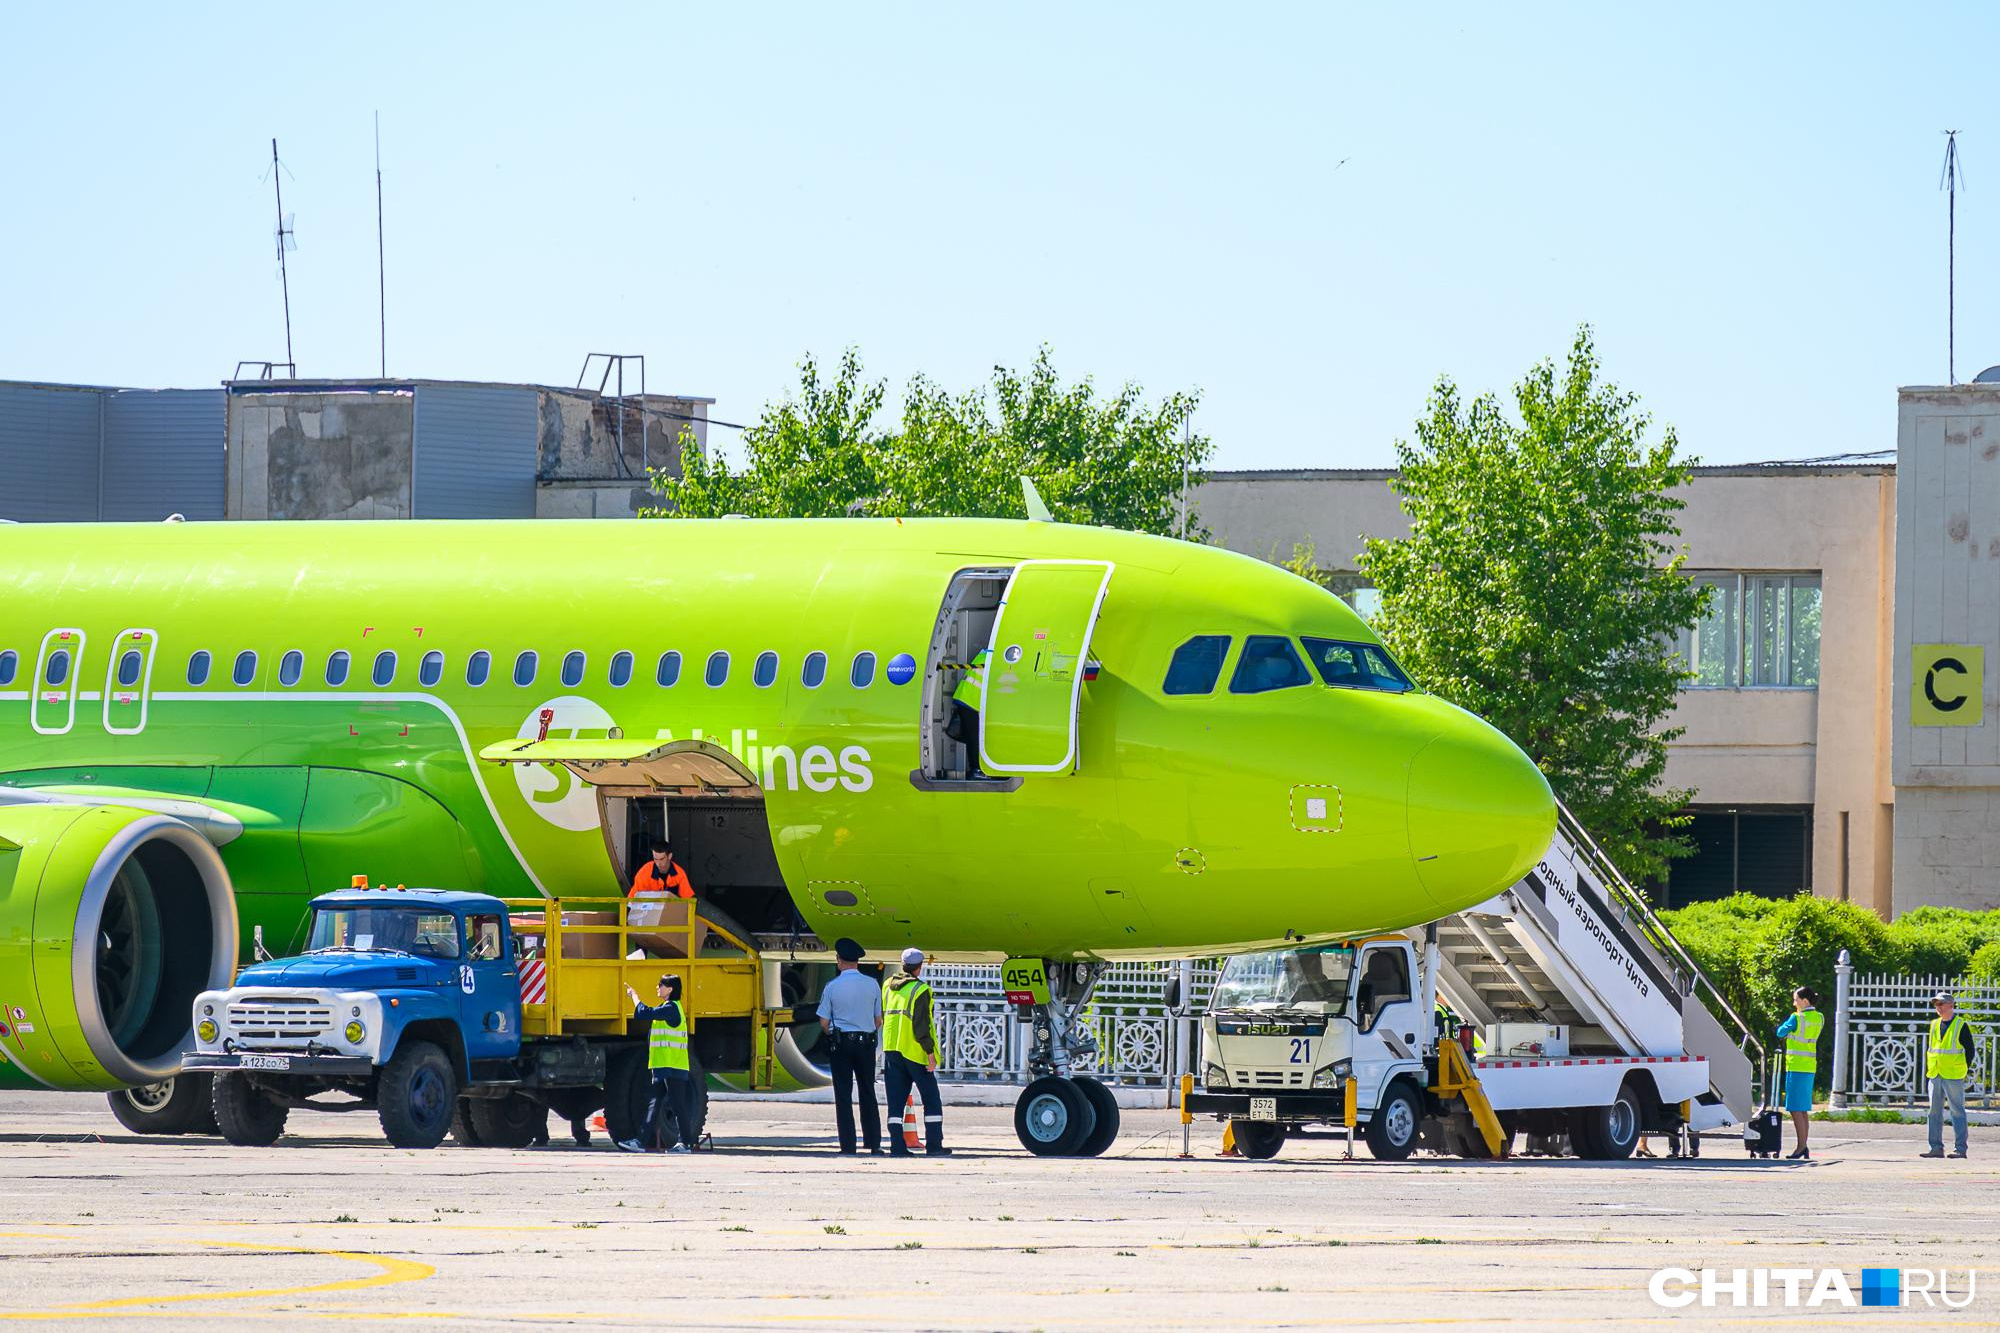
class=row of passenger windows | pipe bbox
[1164,634,1414,697]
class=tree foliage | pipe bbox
[651,347,1211,536]
[1360,327,1707,884]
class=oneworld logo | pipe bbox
[1649,1268,1974,1310]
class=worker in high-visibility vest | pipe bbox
[882,947,950,1156]
[947,650,989,778]
[619,976,696,1154]
[1774,985,1824,1160]
[1921,990,1976,1159]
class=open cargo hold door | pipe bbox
[477,737,760,793]
[978,559,1113,775]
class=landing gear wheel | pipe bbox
[1071,1076,1121,1157]
[451,1099,485,1147]
[1364,1080,1422,1161]
[1572,1083,1642,1161]
[212,1073,288,1146]
[1231,1120,1285,1160]
[1014,1076,1096,1156]
[108,1074,218,1135]
[469,1093,547,1149]
[377,1040,457,1149]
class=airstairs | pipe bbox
[1430,804,1762,1129]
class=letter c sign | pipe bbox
[1913,645,1984,728]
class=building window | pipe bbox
[1677,572,1820,688]
[466,650,491,687]
[1660,805,1813,908]
[325,650,350,686]
[419,650,444,688]
[609,651,634,688]
[278,650,303,687]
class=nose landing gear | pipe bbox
[1010,960,1121,1156]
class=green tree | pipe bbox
[650,347,1210,535]
[1360,327,1708,884]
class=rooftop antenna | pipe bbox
[374,112,386,378]
[268,138,297,372]
[1941,130,1965,384]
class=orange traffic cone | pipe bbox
[901,1095,922,1151]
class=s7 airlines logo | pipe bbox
[512,702,874,831]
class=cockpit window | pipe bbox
[1301,637,1415,693]
[1228,635,1311,694]
[1163,635,1230,696]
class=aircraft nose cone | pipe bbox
[1406,721,1555,911]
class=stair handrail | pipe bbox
[1554,800,1765,1064]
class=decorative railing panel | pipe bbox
[1831,955,1997,1109]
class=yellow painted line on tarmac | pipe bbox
[0,1232,433,1319]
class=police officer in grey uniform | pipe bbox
[817,937,884,1155]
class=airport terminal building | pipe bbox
[4,372,1999,918]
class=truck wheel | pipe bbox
[1364,1080,1422,1161]
[470,1093,548,1149]
[107,1074,218,1136]
[377,1041,457,1149]
[1572,1083,1642,1161]
[1231,1120,1285,1160]
[451,1099,485,1147]
[1071,1076,1121,1157]
[1014,1076,1096,1156]
[212,1074,288,1146]
[604,1049,648,1147]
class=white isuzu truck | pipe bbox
[1187,809,1761,1161]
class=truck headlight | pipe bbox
[196,1019,218,1044]
[1313,1058,1352,1088]
[1203,1063,1228,1089]
[344,1021,366,1045]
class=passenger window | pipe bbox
[1355,947,1413,1032]
[753,651,779,688]
[419,650,444,687]
[513,651,538,686]
[561,651,586,688]
[609,651,633,687]
[0,649,16,686]
[802,651,827,689]
[1163,635,1230,696]
[372,651,397,687]
[1228,636,1310,695]
[187,650,212,686]
[705,651,730,687]
[1301,637,1415,693]
[118,649,145,688]
[850,651,876,688]
[44,649,70,687]
[656,651,681,687]
[325,650,351,686]
[232,650,258,687]
[466,650,491,687]
[278,650,303,687]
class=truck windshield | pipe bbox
[308,907,462,960]
[1210,946,1357,1009]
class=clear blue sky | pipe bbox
[1,4,1992,470]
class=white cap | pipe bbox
[901,947,926,967]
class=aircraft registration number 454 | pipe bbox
[1001,958,1051,1006]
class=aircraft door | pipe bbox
[977,560,1114,775]
[461,912,520,1061]
[102,628,160,735]
[31,628,86,736]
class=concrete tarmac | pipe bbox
[0,1091,1995,1329]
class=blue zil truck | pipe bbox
[182,886,778,1149]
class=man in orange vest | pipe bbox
[630,839,693,899]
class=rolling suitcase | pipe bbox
[1744,1056,1784,1158]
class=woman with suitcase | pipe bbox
[1774,986,1825,1160]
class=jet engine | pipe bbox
[0,802,235,1089]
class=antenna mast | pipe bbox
[1941,130,1965,385]
[270,138,296,372]
[374,112,387,377]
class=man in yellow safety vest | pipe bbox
[947,650,989,778]
[619,976,696,1154]
[882,947,950,1156]
[1921,991,1976,1159]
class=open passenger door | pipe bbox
[478,737,760,793]
[978,559,1113,775]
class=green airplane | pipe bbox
[0,515,1553,1142]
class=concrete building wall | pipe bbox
[1197,464,1897,913]
[227,388,416,520]
[1892,385,2000,913]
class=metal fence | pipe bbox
[926,960,1219,1089]
[1831,951,1997,1108]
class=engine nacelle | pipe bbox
[0,803,235,1089]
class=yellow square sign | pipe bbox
[1912,644,1984,727]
